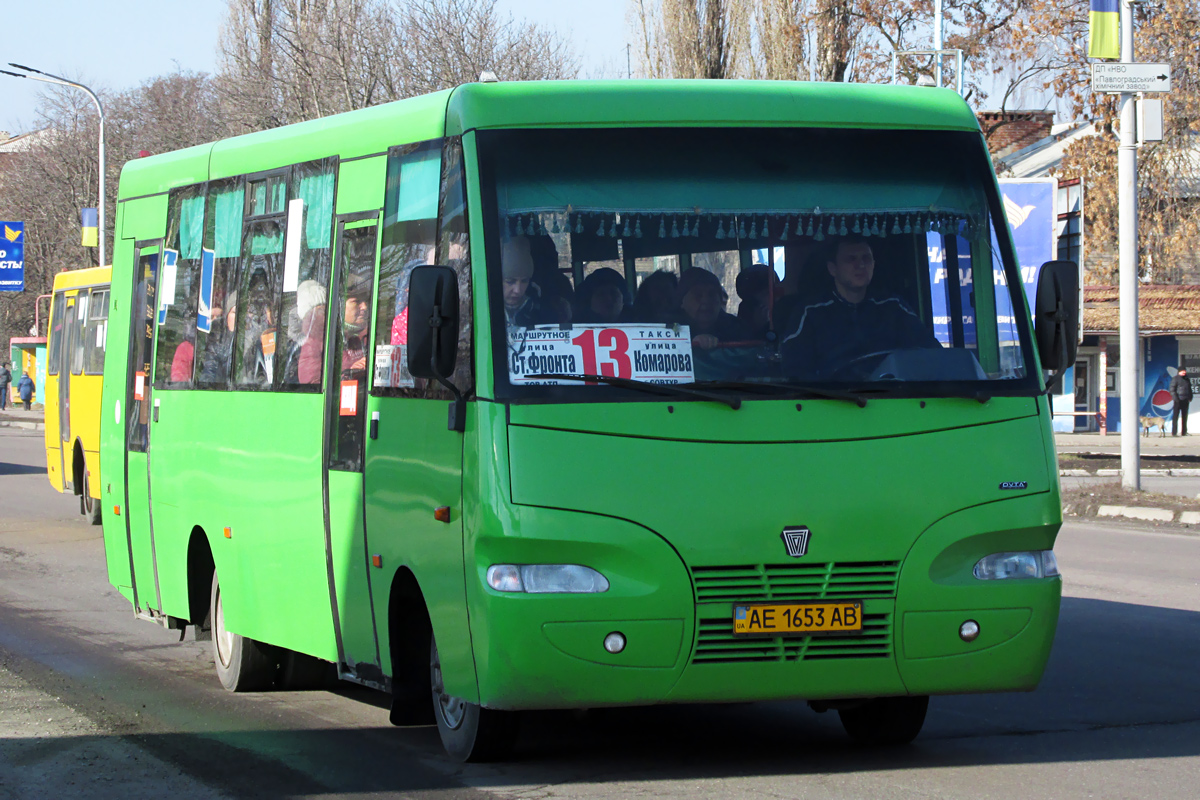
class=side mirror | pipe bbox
[406,265,460,380]
[1033,260,1080,372]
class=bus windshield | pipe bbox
[480,127,1036,401]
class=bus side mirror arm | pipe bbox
[406,266,466,433]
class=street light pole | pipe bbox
[1117,0,1140,490]
[1,64,106,269]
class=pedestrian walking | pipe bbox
[1170,367,1194,436]
[0,362,10,411]
[16,372,34,412]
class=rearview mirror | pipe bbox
[406,265,459,380]
[1033,260,1079,372]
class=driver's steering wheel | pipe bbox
[826,349,899,380]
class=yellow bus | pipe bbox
[45,265,111,524]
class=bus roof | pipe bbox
[118,80,980,200]
[52,265,111,291]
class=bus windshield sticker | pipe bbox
[282,198,304,292]
[508,324,695,385]
[339,380,358,415]
[158,249,178,324]
[197,248,215,333]
[373,344,415,389]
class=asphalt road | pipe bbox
[3,426,1200,799]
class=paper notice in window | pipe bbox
[507,324,695,385]
[340,380,358,415]
[283,198,304,292]
[134,371,145,401]
[373,344,415,389]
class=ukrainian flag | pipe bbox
[1089,0,1120,60]
[81,208,98,247]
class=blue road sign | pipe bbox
[0,222,24,292]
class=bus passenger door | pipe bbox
[58,295,78,490]
[321,215,383,683]
[123,243,163,615]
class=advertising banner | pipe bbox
[998,178,1058,308]
[0,222,25,292]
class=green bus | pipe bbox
[99,79,1078,761]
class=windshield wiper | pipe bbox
[532,373,741,410]
[689,380,870,408]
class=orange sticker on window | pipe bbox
[134,371,145,401]
[340,380,358,416]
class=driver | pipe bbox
[780,235,937,378]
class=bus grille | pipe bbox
[691,561,900,603]
[692,612,893,663]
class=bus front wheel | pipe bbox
[211,571,277,692]
[431,637,517,762]
[838,696,929,745]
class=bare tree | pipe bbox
[217,0,579,131]
[632,0,750,79]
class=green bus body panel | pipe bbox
[118,143,212,201]
[207,92,449,180]
[445,80,981,135]
[335,157,387,215]
[157,392,336,659]
[327,470,377,668]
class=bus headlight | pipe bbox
[486,564,610,593]
[973,550,1059,580]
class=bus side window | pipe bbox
[47,291,66,376]
[373,140,441,395]
[84,289,108,375]
[435,136,474,395]
[195,179,245,390]
[279,158,336,390]
[234,220,284,389]
[155,185,205,388]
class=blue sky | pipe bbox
[0,0,630,134]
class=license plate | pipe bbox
[732,600,863,637]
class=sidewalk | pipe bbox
[0,405,44,431]
[1054,430,1200,457]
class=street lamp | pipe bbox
[0,64,106,269]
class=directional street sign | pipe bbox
[1091,63,1171,94]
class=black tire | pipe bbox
[83,471,102,526]
[210,571,278,692]
[431,637,518,762]
[278,650,336,690]
[838,696,929,745]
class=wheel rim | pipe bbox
[214,584,234,668]
[82,474,94,515]
[431,642,465,729]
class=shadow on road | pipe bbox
[0,462,46,476]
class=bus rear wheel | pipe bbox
[82,471,102,526]
[211,571,277,692]
[838,695,929,745]
[431,637,517,762]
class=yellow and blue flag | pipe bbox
[1089,0,1120,60]
[81,208,98,247]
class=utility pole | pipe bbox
[1118,0,1140,489]
[933,0,943,87]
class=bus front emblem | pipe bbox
[781,526,811,557]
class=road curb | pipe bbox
[1060,468,1200,477]
[0,420,43,431]
[1074,504,1200,524]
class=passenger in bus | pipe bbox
[170,316,197,383]
[293,280,328,385]
[675,267,748,350]
[199,291,236,383]
[239,271,276,386]
[574,267,630,324]
[780,235,938,378]
[735,264,777,340]
[501,236,557,328]
[341,272,371,378]
[629,269,678,324]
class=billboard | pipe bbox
[0,222,24,292]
